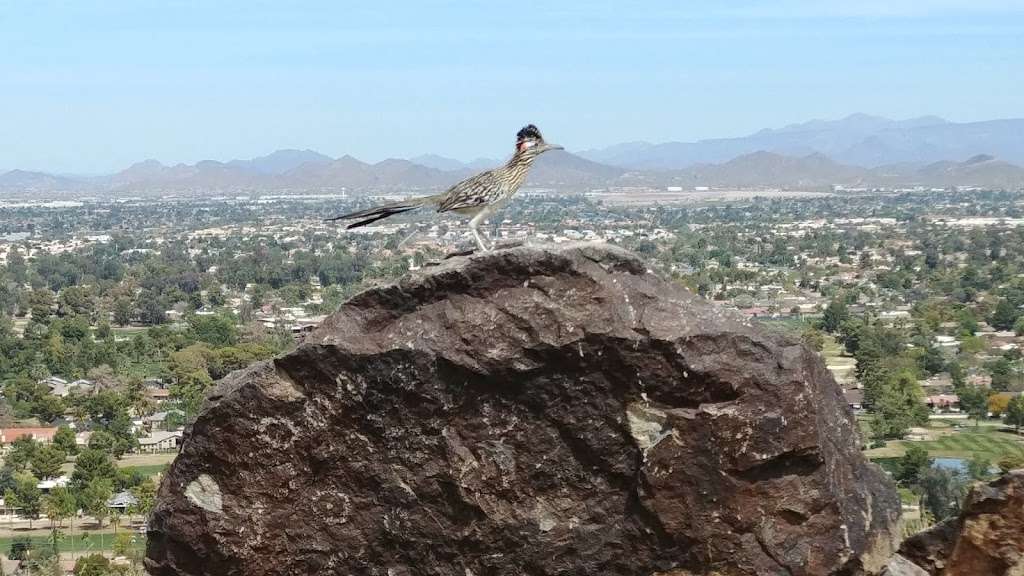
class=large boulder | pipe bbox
[894,470,1024,575]
[145,243,900,576]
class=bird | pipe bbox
[326,124,562,252]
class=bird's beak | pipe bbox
[540,143,564,153]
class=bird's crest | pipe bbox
[517,124,543,151]
[517,124,543,143]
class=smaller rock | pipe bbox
[897,518,960,575]
[944,469,1024,575]
[882,554,931,576]
[896,470,1024,576]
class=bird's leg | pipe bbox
[469,212,490,252]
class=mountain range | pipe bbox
[2,114,1023,194]
[578,114,1024,169]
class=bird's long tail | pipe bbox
[325,195,437,229]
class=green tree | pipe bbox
[991,298,1020,331]
[95,321,113,340]
[137,290,166,325]
[113,531,135,558]
[187,313,239,347]
[105,412,139,457]
[34,395,65,423]
[57,286,95,318]
[86,430,117,456]
[113,297,134,326]
[52,426,78,457]
[949,361,966,388]
[920,467,966,522]
[917,345,946,376]
[207,286,226,307]
[7,247,27,284]
[73,553,111,576]
[966,455,992,481]
[168,344,211,381]
[30,446,65,480]
[957,309,978,335]
[6,436,40,472]
[801,325,825,352]
[960,334,985,355]
[130,479,157,520]
[958,386,989,427]
[5,472,42,528]
[70,449,117,493]
[80,478,113,529]
[28,289,55,324]
[988,357,1014,392]
[872,371,929,439]
[897,445,932,485]
[7,535,34,561]
[821,298,849,334]
[36,554,62,576]
[42,487,76,529]
[1005,395,1024,434]
[171,370,214,417]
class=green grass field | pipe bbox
[120,464,169,478]
[60,455,174,479]
[913,429,1024,460]
[110,326,150,336]
[867,426,1024,462]
[897,487,919,505]
[0,532,145,555]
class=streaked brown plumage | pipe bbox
[326,124,561,251]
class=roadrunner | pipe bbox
[326,124,562,251]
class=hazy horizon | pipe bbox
[3,1,1023,173]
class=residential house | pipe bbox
[75,430,92,447]
[137,430,183,453]
[0,427,58,445]
[37,476,70,493]
[39,377,93,397]
[107,491,139,513]
[925,394,960,410]
[145,387,171,401]
[843,389,865,410]
[142,410,184,432]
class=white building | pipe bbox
[137,430,183,453]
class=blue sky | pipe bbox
[1,1,1022,173]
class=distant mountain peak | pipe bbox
[965,153,996,165]
[842,112,890,122]
[409,154,467,171]
[228,149,332,175]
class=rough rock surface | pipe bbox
[145,243,900,576]
[896,470,1024,575]
[890,519,961,575]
